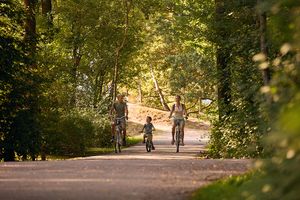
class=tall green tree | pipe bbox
[1,0,40,161]
[208,0,268,158]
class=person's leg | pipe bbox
[122,119,126,145]
[111,123,115,142]
[149,134,155,150]
[143,134,146,143]
[171,121,176,145]
[181,120,185,145]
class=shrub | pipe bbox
[41,108,111,157]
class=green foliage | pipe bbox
[196,1,300,199]
[124,136,143,147]
[208,0,268,158]
[12,110,41,160]
[0,0,298,170]
[85,136,142,157]
[125,0,216,114]
[1,0,41,161]
[32,0,148,158]
[195,94,300,200]
[41,108,111,156]
[192,172,257,200]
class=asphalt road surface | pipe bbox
[0,105,252,200]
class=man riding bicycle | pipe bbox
[168,95,187,146]
[110,94,128,146]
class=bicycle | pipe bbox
[114,116,126,153]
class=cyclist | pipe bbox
[168,95,187,146]
[110,94,128,146]
[140,116,156,150]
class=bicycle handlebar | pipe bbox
[170,116,188,120]
[115,116,126,120]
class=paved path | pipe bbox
[0,104,252,200]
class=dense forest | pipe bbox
[1,0,299,198]
[1,0,216,160]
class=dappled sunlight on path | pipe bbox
[0,103,252,200]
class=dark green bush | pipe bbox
[41,108,111,157]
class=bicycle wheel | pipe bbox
[146,140,151,152]
[176,127,180,153]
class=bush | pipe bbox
[41,108,111,157]
[209,110,266,158]
[194,101,300,200]
[88,112,111,148]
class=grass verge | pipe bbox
[191,171,263,200]
[46,136,143,160]
[124,135,143,147]
[85,136,142,156]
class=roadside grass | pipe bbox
[41,148,114,160]
[85,147,115,156]
[124,135,143,147]
[42,136,143,160]
[191,171,267,200]
[85,136,143,156]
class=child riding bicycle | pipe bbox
[140,116,156,150]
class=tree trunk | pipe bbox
[150,65,170,111]
[24,0,37,63]
[216,49,231,118]
[70,45,81,107]
[93,69,106,108]
[41,0,52,15]
[112,0,131,101]
[24,0,39,161]
[41,0,53,31]
[215,0,231,119]
[112,50,120,102]
[3,138,15,161]
[257,0,271,86]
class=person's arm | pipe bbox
[125,103,128,120]
[168,104,174,118]
[109,103,115,119]
[152,124,156,131]
[183,104,187,116]
[140,125,145,133]
[183,104,188,119]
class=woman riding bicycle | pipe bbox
[168,95,187,146]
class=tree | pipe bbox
[257,0,271,86]
[1,0,40,161]
[150,64,170,111]
[208,0,267,158]
[111,0,132,101]
[214,0,231,118]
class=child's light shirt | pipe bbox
[143,123,154,134]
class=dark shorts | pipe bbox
[114,117,126,130]
[144,133,153,142]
